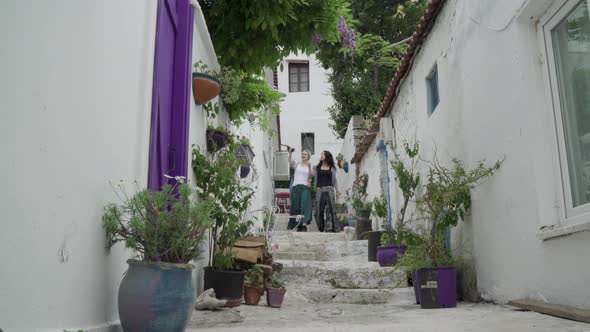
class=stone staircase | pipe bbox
[269,214,407,305]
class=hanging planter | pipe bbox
[343,161,349,173]
[236,142,255,164]
[192,72,221,105]
[240,165,251,178]
[206,128,230,152]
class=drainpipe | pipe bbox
[376,139,393,228]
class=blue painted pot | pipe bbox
[118,259,195,332]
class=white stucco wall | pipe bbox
[188,3,220,297]
[277,53,342,165]
[338,116,361,201]
[357,0,590,309]
[0,1,158,331]
[0,1,223,330]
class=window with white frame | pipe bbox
[544,0,590,220]
[426,64,439,115]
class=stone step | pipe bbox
[287,283,397,304]
[269,232,368,262]
[276,260,407,289]
[272,251,317,261]
[271,213,320,232]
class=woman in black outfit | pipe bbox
[314,151,340,232]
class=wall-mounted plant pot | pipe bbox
[206,129,229,152]
[237,144,255,164]
[192,72,221,105]
[240,165,251,178]
[337,159,345,169]
[343,162,349,173]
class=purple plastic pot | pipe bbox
[266,287,286,308]
[418,266,457,309]
[376,245,406,267]
[413,271,421,304]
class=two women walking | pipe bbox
[287,147,340,232]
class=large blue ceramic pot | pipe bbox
[118,259,195,332]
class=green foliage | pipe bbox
[102,180,213,264]
[244,265,265,287]
[269,274,286,289]
[316,0,427,137]
[395,232,456,273]
[391,141,420,228]
[372,195,388,219]
[199,0,351,73]
[197,64,283,134]
[418,155,502,231]
[347,173,371,215]
[192,143,255,270]
[263,209,276,232]
[395,149,502,270]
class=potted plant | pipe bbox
[266,275,287,308]
[397,151,502,308]
[193,61,221,105]
[193,143,256,307]
[217,67,283,135]
[376,142,421,267]
[347,173,372,239]
[102,179,212,331]
[206,125,233,152]
[367,195,388,262]
[243,265,265,305]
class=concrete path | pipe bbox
[187,288,590,332]
[188,214,589,331]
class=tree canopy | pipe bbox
[316,0,427,137]
[199,0,352,73]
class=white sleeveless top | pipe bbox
[292,162,311,186]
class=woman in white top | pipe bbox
[287,147,313,231]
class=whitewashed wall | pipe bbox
[358,0,590,308]
[0,1,158,331]
[277,53,342,165]
[188,3,220,297]
[0,1,225,330]
[337,116,361,204]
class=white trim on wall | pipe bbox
[540,0,590,236]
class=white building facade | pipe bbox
[348,0,590,309]
[276,53,342,166]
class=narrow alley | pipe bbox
[187,215,589,332]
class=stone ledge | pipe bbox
[536,221,590,241]
[508,299,590,323]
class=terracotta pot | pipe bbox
[192,73,221,105]
[243,285,264,305]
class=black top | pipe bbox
[316,168,333,187]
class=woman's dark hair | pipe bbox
[317,150,336,170]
